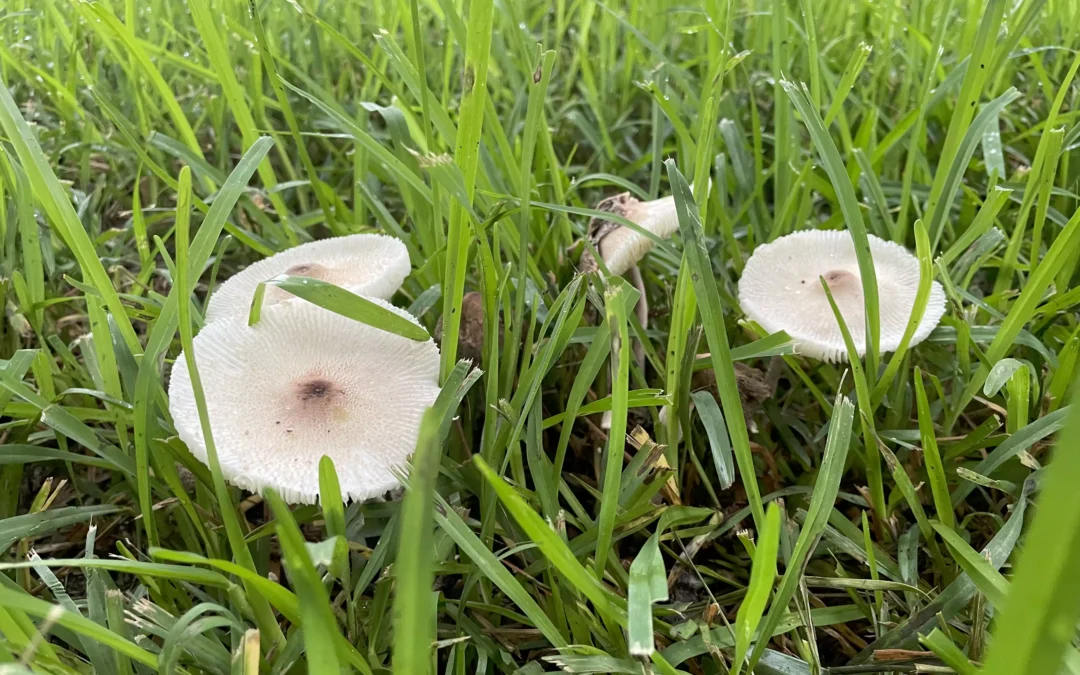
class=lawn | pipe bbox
[1,0,1080,673]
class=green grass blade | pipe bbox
[920,628,977,675]
[595,280,630,580]
[667,158,764,531]
[0,75,140,352]
[982,385,1080,675]
[393,408,441,675]
[255,275,429,341]
[79,1,207,168]
[819,270,886,526]
[732,502,781,675]
[263,489,344,674]
[925,87,1021,251]
[951,208,1080,425]
[627,533,666,656]
[0,584,157,668]
[472,455,623,623]
[931,522,1008,607]
[433,492,569,649]
[746,392,854,671]
[871,219,938,406]
[439,0,495,380]
[782,80,881,372]
[915,367,954,531]
[691,390,735,490]
[246,0,339,237]
[922,0,1005,249]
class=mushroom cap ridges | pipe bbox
[168,297,440,504]
[205,233,411,324]
[737,229,946,362]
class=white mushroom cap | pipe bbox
[168,297,440,504]
[205,233,410,324]
[737,230,946,362]
[584,182,710,276]
[597,195,680,276]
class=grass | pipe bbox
[0,0,1079,673]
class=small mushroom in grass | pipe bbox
[581,189,696,369]
[205,233,410,324]
[580,192,681,277]
[583,188,701,431]
[434,291,499,367]
[168,298,440,504]
[738,230,946,362]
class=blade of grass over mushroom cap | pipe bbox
[817,275,887,527]
[668,159,765,531]
[782,80,881,375]
[172,165,284,649]
[250,275,429,341]
[871,220,937,408]
[982,388,1080,675]
[737,230,946,363]
[212,233,412,324]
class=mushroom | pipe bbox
[582,186,710,381]
[581,188,699,430]
[579,192,683,278]
[433,291,501,368]
[579,190,686,337]
[205,233,410,324]
[737,230,946,362]
[168,297,440,504]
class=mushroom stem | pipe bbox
[629,263,648,373]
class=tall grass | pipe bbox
[0,0,1079,672]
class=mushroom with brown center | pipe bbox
[168,297,440,504]
[205,233,411,324]
[737,230,946,362]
